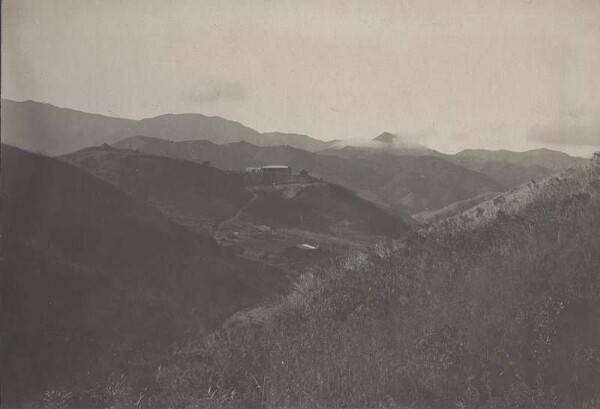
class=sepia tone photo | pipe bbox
[1,1,600,408]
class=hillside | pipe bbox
[61,145,251,231]
[0,145,286,406]
[114,136,502,214]
[412,191,501,223]
[241,183,411,238]
[148,160,600,409]
[321,146,505,213]
[62,143,412,275]
[443,149,588,188]
[1,99,334,154]
[426,162,599,232]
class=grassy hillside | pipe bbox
[61,144,251,231]
[412,191,502,223]
[0,145,286,407]
[241,183,412,239]
[146,160,600,409]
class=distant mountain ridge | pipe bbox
[114,135,504,214]
[455,148,588,170]
[372,131,424,149]
[438,148,589,188]
[1,99,337,155]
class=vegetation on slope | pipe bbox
[0,145,286,407]
[61,144,251,231]
[241,183,411,239]
[147,161,600,409]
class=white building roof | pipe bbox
[262,165,290,169]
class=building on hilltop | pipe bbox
[261,165,291,177]
[261,165,292,183]
[244,165,294,184]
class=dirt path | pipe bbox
[217,188,258,230]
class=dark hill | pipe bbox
[0,145,286,406]
[61,145,251,231]
[373,131,397,144]
[241,183,411,238]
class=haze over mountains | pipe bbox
[1,99,338,155]
[3,98,588,216]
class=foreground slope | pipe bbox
[0,145,285,406]
[61,144,251,231]
[150,160,600,409]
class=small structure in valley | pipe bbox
[295,243,318,250]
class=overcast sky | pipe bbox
[2,0,599,155]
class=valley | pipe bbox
[4,1,600,407]
[1,99,597,409]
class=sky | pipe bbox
[2,0,600,156]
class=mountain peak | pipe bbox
[372,131,428,151]
[373,132,397,144]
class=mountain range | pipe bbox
[113,135,506,214]
[1,99,338,155]
[2,98,588,216]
